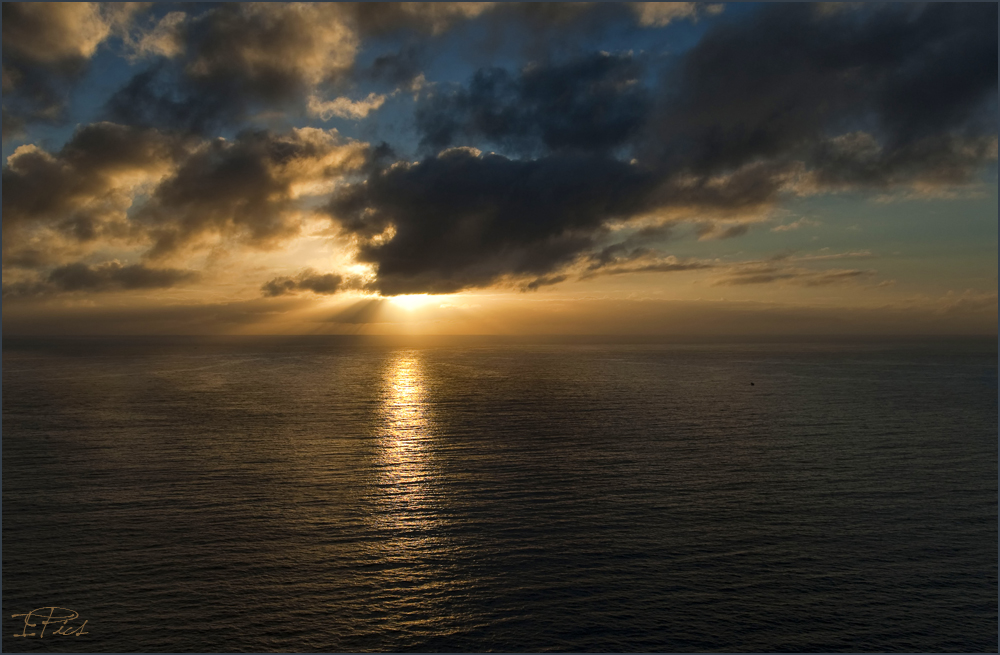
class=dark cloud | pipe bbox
[3,261,199,298]
[2,108,27,140]
[807,132,999,193]
[104,62,242,136]
[326,148,805,294]
[1,61,71,137]
[2,2,97,130]
[2,122,186,228]
[416,52,649,155]
[643,2,998,184]
[2,3,145,137]
[107,4,358,132]
[49,261,199,291]
[478,3,653,57]
[416,3,996,182]
[262,270,345,297]
[2,122,193,263]
[329,148,655,294]
[364,46,424,88]
[523,275,567,291]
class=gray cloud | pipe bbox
[261,269,345,297]
[329,148,655,295]
[3,261,199,298]
[643,3,997,184]
[416,52,650,155]
[581,246,715,279]
[2,122,194,264]
[2,2,146,137]
[107,4,358,133]
[325,148,831,295]
[523,274,568,291]
[714,264,876,288]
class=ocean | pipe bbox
[2,336,997,652]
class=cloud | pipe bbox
[307,93,387,121]
[326,144,789,295]
[106,4,359,132]
[2,122,193,264]
[713,263,876,287]
[2,2,137,65]
[579,246,715,279]
[415,52,649,155]
[104,3,500,133]
[3,261,199,298]
[333,4,996,294]
[801,269,873,287]
[136,127,368,259]
[787,250,873,262]
[500,245,878,289]
[105,3,709,135]
[328,148,655,295]
[799,132,1000,195]
[2,2,147,135]
[364,46,425,89]
[126,11,187,60]
[3,123,368,273]
[4,3,996,304]
[933,290,999,316]
[351,3,496,37]
[261,269,345,297]
[629,2,722,27]
[695,222,751,241]
[771,218,820,232]
[522,274,568,291]
[641,3,998,186]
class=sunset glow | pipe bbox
[389,294,439,312]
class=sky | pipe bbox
[2,2,997,336]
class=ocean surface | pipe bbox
[2,336,997,652]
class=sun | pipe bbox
[388,294,436,311]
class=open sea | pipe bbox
[2,336,997,652]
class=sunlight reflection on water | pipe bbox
[369,351,447,538]
[362,352,474,633]
[377,352,432,500]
